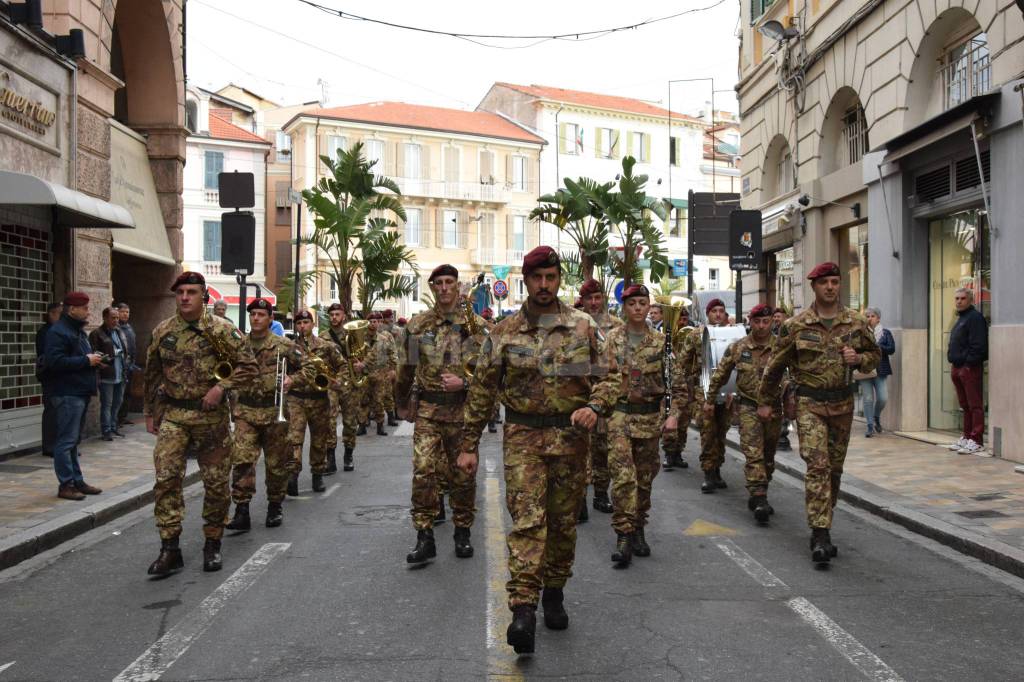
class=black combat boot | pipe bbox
[632,527,651,557]
[343,446,354,472]
[592,490,613,514]
[225,502,251,531]
[453,526,474,558]
[714,467,728,489]
[434,495,446,524]
[578,497,589,523]
[674,452,689,468]
[406,528,437,564]
[286,473,299,497]
[810,528,834,564]
[662,452,675,471]
[147,537,183,577]
[701,471,717,494]
[750,495,771,524]
[312,473,326,492]
[376,421,388,436]
[387,411,399,426]
[612,532,633,567]
[265,502,283,528]
[325,449,338,475]
[506,605,537,654]
[488,420,497,433]
[777,434,792,451]
[541,587,569,630]
[202,538,223,572]
[356,423,367,436]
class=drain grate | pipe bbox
[955,509,1008,519]
[0,463,47,474]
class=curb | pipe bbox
[0,466,201,573]
[722,433,1024,581]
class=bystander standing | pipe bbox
[90,307,129,441]
[946,288,988,455]
[36,302,62,457]
[856,307,896,437]
[115,303,137,426]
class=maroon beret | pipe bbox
[705,298,726,315]
[294,310,313,322]
[807,261,841,281]
[749,303,772,318]
[573,298,584,309]
[63,291,89,306]
[367,311,384,320]
[397,317,408,325]
[247,298,274,313]
[522,245,559,276]
[482,308,493,319]
[429,264,458,282]
[327,303,344,313]
[383,309,394,319]
[621,284,649,301]
[170,271,205,292]
[579,279,602,297]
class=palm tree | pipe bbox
[604,156,669,288]
[530,177,613,282]
[300,142,415,315]
[357,229,419,314]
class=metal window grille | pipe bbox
[940,35,991,111]
[840,106,869,167]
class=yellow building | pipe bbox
[282,102,545,317]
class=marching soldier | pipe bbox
[604,285,672,567]
[287,310,344,494]
[365,311,398,436]
[382,309,400,426]
[144,272,257,576]
[225,299,301,531]
[757,262,879,564]
[397,264,486,565]
[457,246,619,655]
[321,303,362,471]
[661,306,693,470]
[703,304,781,524]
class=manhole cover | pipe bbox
[0,464,47,474]
[955,509,1008,519]
[970,492,1006,502]
[340,505,408,526]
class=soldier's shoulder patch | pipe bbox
[740,349,753,360]
[230,328,243,340]
[798,330,822,342]
[160,333,178,350]
[595,327,605,344]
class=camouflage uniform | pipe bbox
[706,334,781,496]
[462,302,619,609]
[365,329,397,424]
[587,311,624,495]
[230,333,301,505]
[673,323,732,472]
[288,332,344,474]
[144,312,258,540]
[661,326,696,456]
[758,305,880,528]
[397,307,486,530]
[604,325,665,534]
[321,325,361,448]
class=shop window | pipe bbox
[839,223,868,311]
[203,220,222,261]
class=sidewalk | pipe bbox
[0,419,198,571]
[723,422,1024,579]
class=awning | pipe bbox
[0,170,134,229]
[109,123,175,265]
[207,285,277,306]
[881,93,999,164]
[665,198,688,209]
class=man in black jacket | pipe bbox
[42,292,105,500]
[116,302,138,426]
[36,302,62,457]
[947,287,988,455]
[89,307,129,441]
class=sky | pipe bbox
[186,0,741,117]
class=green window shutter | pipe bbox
[595,128,604,158]
[644,134,652,163]
[558,123,567,154]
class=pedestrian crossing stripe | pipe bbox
[683,519,739,536]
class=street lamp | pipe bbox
[757,19,800,41]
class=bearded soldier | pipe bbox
[457,246,619,655]
[144,272,258,576]
[758,262,880,564]
[320,303,362,471]
[397,264,486,564]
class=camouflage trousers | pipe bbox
[699,402,731,472]
[504,434,587,610]
[333,390,359,449]
[588,428,611,494]
[153,418,232,541]
[287,393,336,475]
[363,374,390,423]
[230,418,291,504]
[737,403,781,497]
[411,417,476,530]
[608,416,661,534]
[795,397,853,529]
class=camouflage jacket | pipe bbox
[144,311,257,425]
[669,323,707,417]
[605,324,666,439]
[233,333,302,425]
[592,311,624,337]
[320,325,349,357]
[460,301,620,455]
[706,334,778,408]
[396,307,487,422]
[290,332,344,394]
[758,304,880,415]
[364,330,397,375]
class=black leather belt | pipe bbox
[419,390,467,405]
[164,396,204,411]
[288,389,329,400]
[738,396,759,408]
[614,401,661,415]
[505,408,575,428]
[796,385,853,402]
[239,395,276,408]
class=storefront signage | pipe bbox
[0,66,58,142]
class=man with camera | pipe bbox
[89,307,129,441]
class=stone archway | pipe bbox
[761,134,794,201]
[820,87,868,176]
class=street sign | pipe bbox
[672,258,688,277]
[218,171,255,209]
[220,211,255,275]
[729,210,762,271]
[493,265,511,280]
[492,279,509,300]
[613,280,624,303]
[689,191,740,257]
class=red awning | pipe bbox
[206,285,277,306]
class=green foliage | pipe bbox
[278,270,319,316]
[604,156,669,288]
[531,177,612,281]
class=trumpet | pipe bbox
[343,320,369,388]
[274,352,287,423]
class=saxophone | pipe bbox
[203,314,237,381]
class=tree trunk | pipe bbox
[580,252,594,282]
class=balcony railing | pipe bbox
[940,38,991,111]
[475,247,506,265]
[393,177,508,203]
[204,189,220,204]
[202,262,221,276]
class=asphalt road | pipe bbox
[2,423,1024,681]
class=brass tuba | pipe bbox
[343,320,370,388]
[304,353,339,391]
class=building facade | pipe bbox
[737,0,1024,456]
[281,101,545,317]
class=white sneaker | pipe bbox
[957,439,984,455]
[946,437,967,451]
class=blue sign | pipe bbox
[492,279,509,300]
[493,265,511,280]
[672,258,688,277]
[613,280,624,303]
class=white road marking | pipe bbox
[322,483,341,498]
[712,537,903,681]
[483,454,522,679]
[112,543,290,682]
[787,597,906,682]
[0,662,15,675]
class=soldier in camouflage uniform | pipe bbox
[580,278,622,516]
[144,272,258,576]
[661,306,694,470]
[457,246,619,655]
[225,299,302,532]
[287,310,345,494]
[321,303,362,471]
[758,262,880,564]
[397,265,486,564]
[704,304,781,524]
[604,285,671,567]
[382,309,400,426]
[365,312,397,435]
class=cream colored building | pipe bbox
[282,102,545,317]
[738,1,1024,456]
